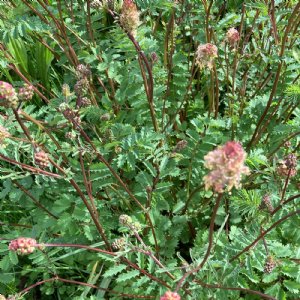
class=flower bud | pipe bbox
[62,84,71,98]
[130,221,141,232]
[151,52,158,64]
[264,256,276,273]
[119,214,133,226]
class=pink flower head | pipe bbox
[196,43,218,69]
[160,291,181,300]
[0,81,16,100]
[226,28,240,45]
[9,237,38,255]
[18,83,34,101]
[203,141,250,193]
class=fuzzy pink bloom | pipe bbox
[120,0,140,36]
[0,81,16,100]
[0,81,19,108]
[203,141,250,193]
[226,28,240,45]
[196,43,218,69]
[18,83,34,101]
[9,238,38,255]
[160,291,181,300]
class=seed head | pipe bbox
[173,140,188,153]
[74,78,89,96]
[151,52,158,64]
[196,43,218,70]
[260,194,273,213]
[277,153,297,177]
[120,0,140,36]
[9,237,37,255]
[76,64,91,79]
[160,291,181,300]
[112,237,126,250]
[34,150,49,169]
[203,141,250,193]
[79,97,91,107]
[91,0,102,9]
[264,256,276,273]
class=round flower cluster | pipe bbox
[34,150,49,168]
[120,0,140,36]
[9,237,38,255]
[160,291,181,300]
[203,141,250,193]
[226,28,240,45]
[0,81,18,108]
[18,83,34,101]
[195,43,218,69]
[112,237,126,250]
[277,153,297,177]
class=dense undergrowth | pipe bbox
[0,0,299,299]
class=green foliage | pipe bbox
[0,0,299,299]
